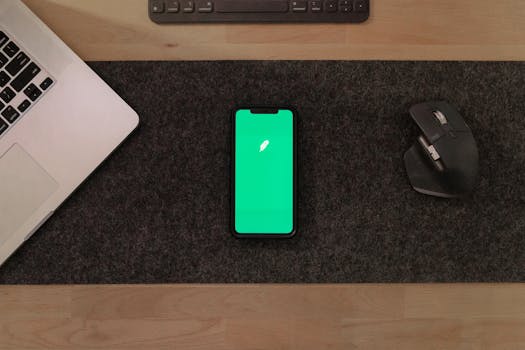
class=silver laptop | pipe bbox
[0,1,139,266]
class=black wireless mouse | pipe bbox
[404,101,479,198]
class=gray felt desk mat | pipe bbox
[0,61,524,283]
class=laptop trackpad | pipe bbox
[0,144,58,246]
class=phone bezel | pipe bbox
[231,106,297,239]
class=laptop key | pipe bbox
[24,83,42,102]
[40,77,53,91]
[5,52,30,77]
[0,118,8,136]
[10,62,41,92]
[0,86,15,103]
[0,32,8,48]
[0,32,55,139]
[18,99,31,113]
[3,42,19,57]
[0,71,10,87]
[0,52,8,68]
[1,105,20,123]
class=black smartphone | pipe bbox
[231,107,297,238]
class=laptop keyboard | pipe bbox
[0,30,54,138]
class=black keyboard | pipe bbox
[0,30,54,138]
[149,0,369,23]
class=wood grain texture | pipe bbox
[19,0,525,61]
[2,284,525,349]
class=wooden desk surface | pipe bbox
[21,0,525,61]
[4,2,525,349]
[2,284,525,349]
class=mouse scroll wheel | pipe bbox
[417,135,445,172]
[427,145,441,161]
[433,110,448,125]
[417,135,441,161]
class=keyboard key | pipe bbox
[167,0,180,12]
[0,118,8,136]
[197,1,213,12]
[0,86,15,103]
[0,71,10,87]
[216,1,288,13]
[10,62,41,92]
[182,1,195,12]
[339,1,352,13]
[325,0,337,12]
[40,77,53,91]
[0,32,8,48]
[0,52,8,68]
[2,105,20,123]
[5,52,30,76]
[0,100,4,111]
[292,1,307,12]
[310,1,322,12]
[354,0,367,12]
[151,0,165,13]
[3,41,19,57]
[18,99,31,113]
[24,83,42,102]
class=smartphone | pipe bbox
[232,107,297,238]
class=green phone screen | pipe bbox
[234,109,294,235]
